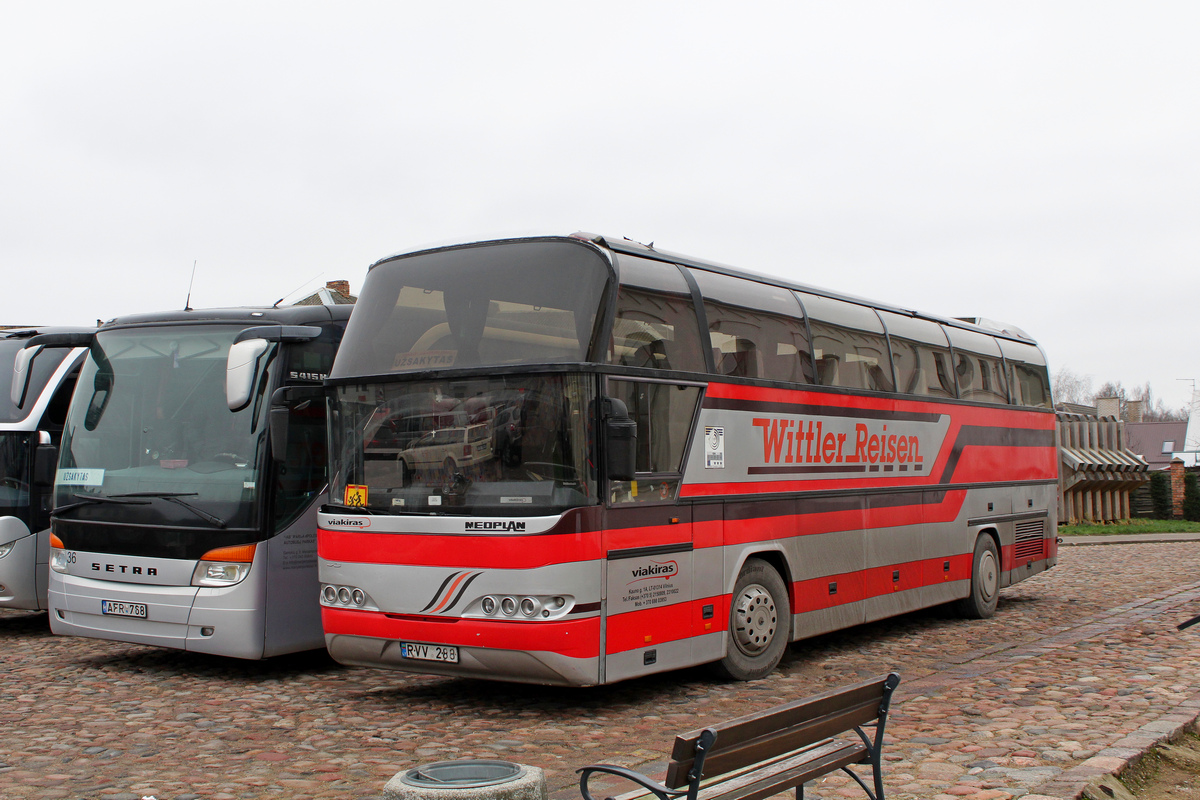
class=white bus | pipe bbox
[36,304,352,658]
[1,328,91,611]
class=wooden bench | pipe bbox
[578,672,900,800]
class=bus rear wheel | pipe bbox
[956,534,1000,619]
[714,558,790,681]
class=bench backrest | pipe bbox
[663,673,900,789]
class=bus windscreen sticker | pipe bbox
[344,484,368,507]
[56,468,104,486]
[705,426,725,469]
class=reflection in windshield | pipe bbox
[55,327,270,530]
[332,374,597,516]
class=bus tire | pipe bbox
[956,534,1000,619]
[714,558,790,681]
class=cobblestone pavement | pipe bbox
[3,543,1200,800]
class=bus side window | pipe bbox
[608,256,706,374]
[606,378,700,504]
[946,327,1009,404]
[999,340,1052,408]
[691,269,811,383]
[798,293,891,393]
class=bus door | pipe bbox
[602,502,694,683]
[601,377,704,682]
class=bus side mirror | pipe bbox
[603,397,637,481]
[226,339,271,411]
[33,441,57,488]
[11,345,42,409]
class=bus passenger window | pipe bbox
[692,269,811,384]
[608,256,706,374]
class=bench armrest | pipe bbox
[578,764,686,800]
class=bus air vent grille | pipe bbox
[1014,520,1045,562]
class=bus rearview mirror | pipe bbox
[10,345,41,409]
[603,397,637,481]
[226,339,271,411]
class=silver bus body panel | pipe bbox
[262,496,325,657]
[0,517,40,608]
[49,545,272,659]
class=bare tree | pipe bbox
[1052,367,1094,405]
[1052,369,1187,421]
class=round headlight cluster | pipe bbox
[477,595,569,619]
[322,584,368,607]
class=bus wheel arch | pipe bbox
[957,530,1001,619]
[713,556,791,681]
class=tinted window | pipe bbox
[946,327,1008,404]
[607,256,706,373]
[1000,340,1052,408]
[798,294,892,392]
[691,269,812,382]
[607,378,701,504]
[877,312,956,398]
[332,240,610,377]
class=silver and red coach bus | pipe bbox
[318,234,1056,686]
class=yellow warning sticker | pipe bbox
[344,484,368,507]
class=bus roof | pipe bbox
[100,304,354,330]
[369,233,1038,345]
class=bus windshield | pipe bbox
[330,239,611,378]
[55,326,272,533]
[331,373,597,516]
[0,432,31,526]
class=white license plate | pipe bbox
[100,600,148,618]
[399,642,459,663]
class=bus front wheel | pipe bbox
[956,534,1000,619]
[714,558,790,681]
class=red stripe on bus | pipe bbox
[321,607,602,659]
[942,446,1059,483]
[318,529,602,568]
[604,599,721,654]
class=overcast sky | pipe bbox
[2,2,1197,410]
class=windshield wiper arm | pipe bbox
[325,503,390,515]
[113,492,228,528]
[53,493,153,516]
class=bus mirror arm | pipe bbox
[602,397,637,481]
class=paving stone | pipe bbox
[3,543,1200,800]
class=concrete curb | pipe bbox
[1059,533,1200,546]
[1021,690,1200,799]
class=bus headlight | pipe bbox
[50,548,69,574]
[470,594,573,620]
[320,583,372,608]
[0,542,14,559]
[191,543,256,587]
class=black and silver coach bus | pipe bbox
[25,304,351,658]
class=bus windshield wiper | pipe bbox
[53,493,153,515]
[112,492,228,529]
[325,503,390,515]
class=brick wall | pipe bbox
[1171,458,1185,518]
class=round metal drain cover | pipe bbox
[401,760,527,789]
